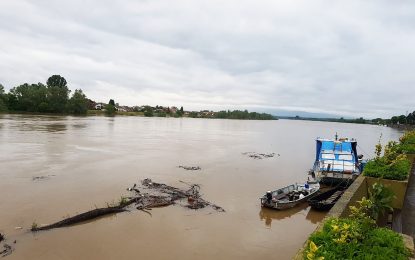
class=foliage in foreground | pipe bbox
[304,196,410,260]
[363,138,412,180]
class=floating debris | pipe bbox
[242,152,276,159]
[0,244,13,257]
[32,175,56,181]
[178,166,201,171]
[31,178,224,232]
[0,233,13,258]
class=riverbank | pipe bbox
[1,111,278,120]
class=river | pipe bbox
[0,114,402,259]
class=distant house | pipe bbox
[95,103,105,110]
[170,106,178,114]
[116,106,127,112]
[87,99,96,110]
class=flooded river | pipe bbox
[0,114,402,259]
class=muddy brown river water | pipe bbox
[0,114,402,259]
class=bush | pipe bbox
[144,110,153,117]
[105,104,116,116]
[363,141,411,180]
[304,198,410,260]
[398,131,415,154]
[363,157,411,180]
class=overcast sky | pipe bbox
[0,1,414,118]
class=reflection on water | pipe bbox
[43,123,67,132]
[259,203,318,227]
[306,208,327,224]
[259,204,307,227]
[71,123,87,129]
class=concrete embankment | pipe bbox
[402,156,415,237]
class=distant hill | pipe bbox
[264,109,350,119]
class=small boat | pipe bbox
[260,181,320,210]
[308,186,345,211]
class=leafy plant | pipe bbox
[304,197,409,260]
[398,130,415,154]
[363,141,411,180]
[31,221,38,231]
[368,183,394,220]
[118,196,128,206]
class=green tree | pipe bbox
[398,115,406,124]
[6,92,18,111]
[67,89,88,115]
[0,84,7,112]
[46,75,70,113]
[406,111,415,125]
[189,111,198,118]
[105,99,116,116]
[143,106,154,117]
[10,83,48,112]
[47,75,67,88]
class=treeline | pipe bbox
[289,116,368,124]
[288,114,415,126]
[0,75,89,115]
[138,105,184,117]
[372,111,415,126]
[214,110,275,120]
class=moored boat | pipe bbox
[308,186,346,211]
[260,181,320,210]
[310,134,365,186]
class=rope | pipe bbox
[357,143,372,160]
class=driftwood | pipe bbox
[242,152,277,159]
[31,207,127,231]
[178,166,201,171]
[31,179,224,232]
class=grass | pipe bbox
[118,196,129,206]
[31,221,38,231]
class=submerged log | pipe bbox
[31,207,127,231]
[178,165,201,171]
[31,197,141,232]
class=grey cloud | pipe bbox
[0,0,414,118]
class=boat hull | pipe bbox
[308,186,345,211]
[260,182,320,210]
[261,196,310,210]
[318,175,356,186]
